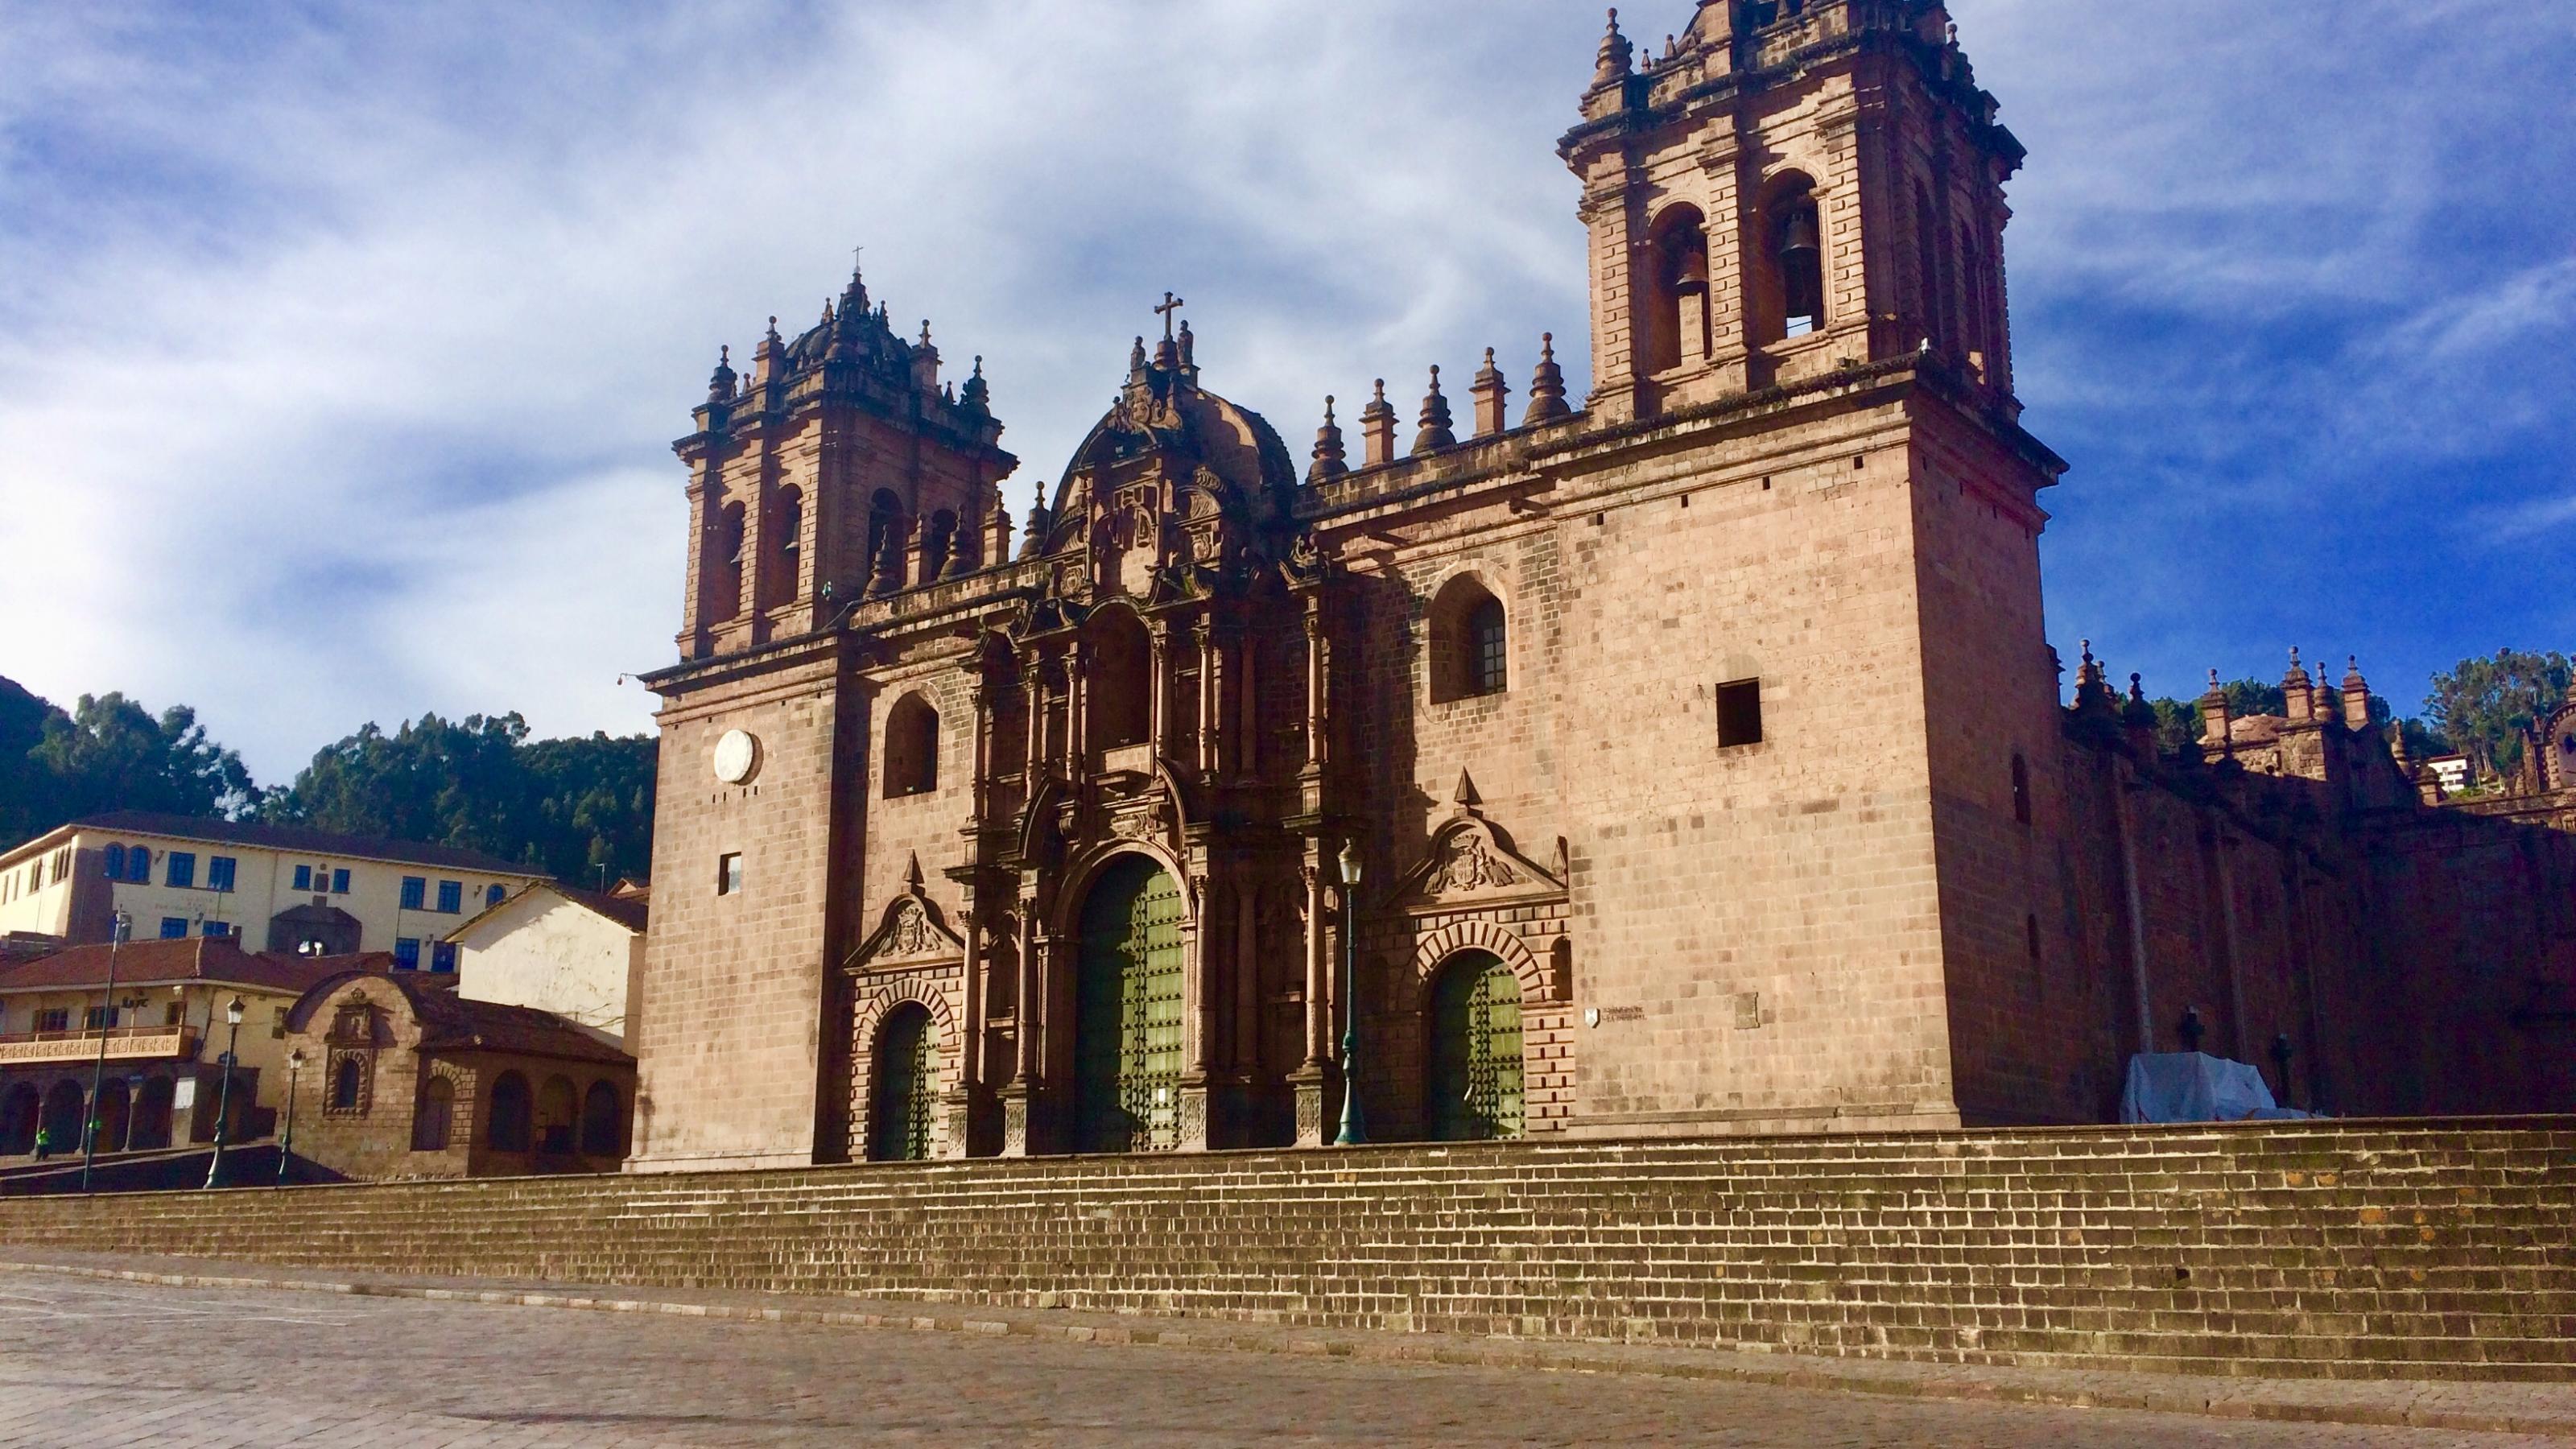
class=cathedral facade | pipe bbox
[626,0,2575,1172]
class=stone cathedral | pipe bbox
[630,1,2576,1171]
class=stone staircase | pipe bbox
[2,1117,2570,1380]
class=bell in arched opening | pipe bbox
[1777,202,1824,338]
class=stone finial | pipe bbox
[2341,654,2372,732]
[707,344,737,403]
[1359,378,1397,468]
[1411,365,1457,455]
[1523,332,1572,425]
[1307,395,1348,484]
[1469,348,1510,437]
[1453,769,1481,809]
[2282,646,2314,722]
[960,355,990,415]
[911,320,940,392]
[2070,639,2119,724]
[753,315,783,385]
[1593,8,1633,87]
[987,491,1013,568]
[2198,667,2232,752]
[1018,481,1048,560]
[904,852,925,889]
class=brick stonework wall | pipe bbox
[3,1121,2571,1381]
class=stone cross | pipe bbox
[1154,291,1186,340]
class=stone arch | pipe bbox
[1421,948,1526,1142]
[1410,918,1559,1003]
[883,691,940,798]
[1752,169,1826,344]
[852,973,964,1063]
[1084,602,1153,751]
[1049,840,1195,940]
[1643,200,1711,373]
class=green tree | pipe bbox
[2425,650,2573,782]
[263,713,654,886]
[28,691,256,823]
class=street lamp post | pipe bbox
[1334,839,1366,1146]
[202,996,245,1190]
[278,1048,305,1185]
[79,910,131,1193]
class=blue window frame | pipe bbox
[394,937,421,970]
[103,844,126,879]
[158,917,188,939]
[292,865,312,891]
[436,880,462,914]
[485,883,506,908]
[332,868,351,894]
[200,920,232,937]
[399,877,426,910]
[430,941,459,973]
[208,857,236,893]
[164,852,196,890]
[126,847,151,883]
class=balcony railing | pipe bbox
[0,1026,199,1066]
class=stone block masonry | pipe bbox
[2,1119,2570,1381]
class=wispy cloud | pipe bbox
[2,0,2571,773]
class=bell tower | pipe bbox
[1561,0,2024,423]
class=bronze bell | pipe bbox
[1777,206,1820,265]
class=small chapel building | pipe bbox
[628,0,2576,1171]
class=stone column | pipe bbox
[1290,859,1331,1146]
[1001,900,1042,1157]
[1174,869,1215,1151]
[1194,620,1217,778]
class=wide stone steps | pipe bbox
[5,1117,2569,1379]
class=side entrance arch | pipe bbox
[1072,855,1186,1153]
[868,1001,939,1162]
[39,1080,85,1151]
[1426,950,1525,1141]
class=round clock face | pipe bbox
[711,729,761,785]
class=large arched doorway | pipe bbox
[40,1080,85,1153]
[1073,856,1186,1153]
[131,1077,175,1150]
[93,1079,130,1154]
[1426,951,1525,1141]
[0,1084,37,1154]
[868,1003,939,1162]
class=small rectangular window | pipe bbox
[430,941,459,973]
[394,937,421,970]
[163,1001,184,1027]
[208,857,236,893]
[1716,678,1765,748]
[717,852,743,897]
[436,879,463,914]
[332,868,351,894]
[293,864,312,891]
[200,920,231,937]
[399,877,426,910]
[36,1008,70,1034]
[159,917,188,939]
[85,1005,119,1031]
[165,852,196,889]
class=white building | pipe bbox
[446,883,646,1047]
[0,812,546,974]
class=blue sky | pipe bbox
[2,1,2571,782]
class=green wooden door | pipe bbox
[1428,952,1525,1141]
[1075,857,1187,1153]
[869,1004,938,1162]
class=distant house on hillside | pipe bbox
[0,812,547,968]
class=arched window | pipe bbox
[1958,222,1988,366]
[485,1071,531,1152]
[536,1075,578,1154]
[1087,609,1152,750]
[329,1055,363,1110]
[867,488,903,589]
[713,502,746,622]
[883,693,939,798]
[1751,172,1824,344]
[1428,575,1508,704]
[412,1075,455,1152]
[2011,752,2032,825]
[869,1003,939,1162]
[579,1080,622,1157]
[771,485,804,605]
[921,509,959,584]
[103,844,126,880]
[1913,179,1945,352]
[1426,951,1525,1141]
[1644,204,1710,374]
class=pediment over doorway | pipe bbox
[1389,770,1567,916]
[844,854,965,974]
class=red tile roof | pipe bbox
[0,937,390,997]
[11,811,539,877]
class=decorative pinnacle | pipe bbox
[1595,8,1633,85]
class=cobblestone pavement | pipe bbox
[0,1269,2555,1447]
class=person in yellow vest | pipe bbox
[31,1125,52,1161]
